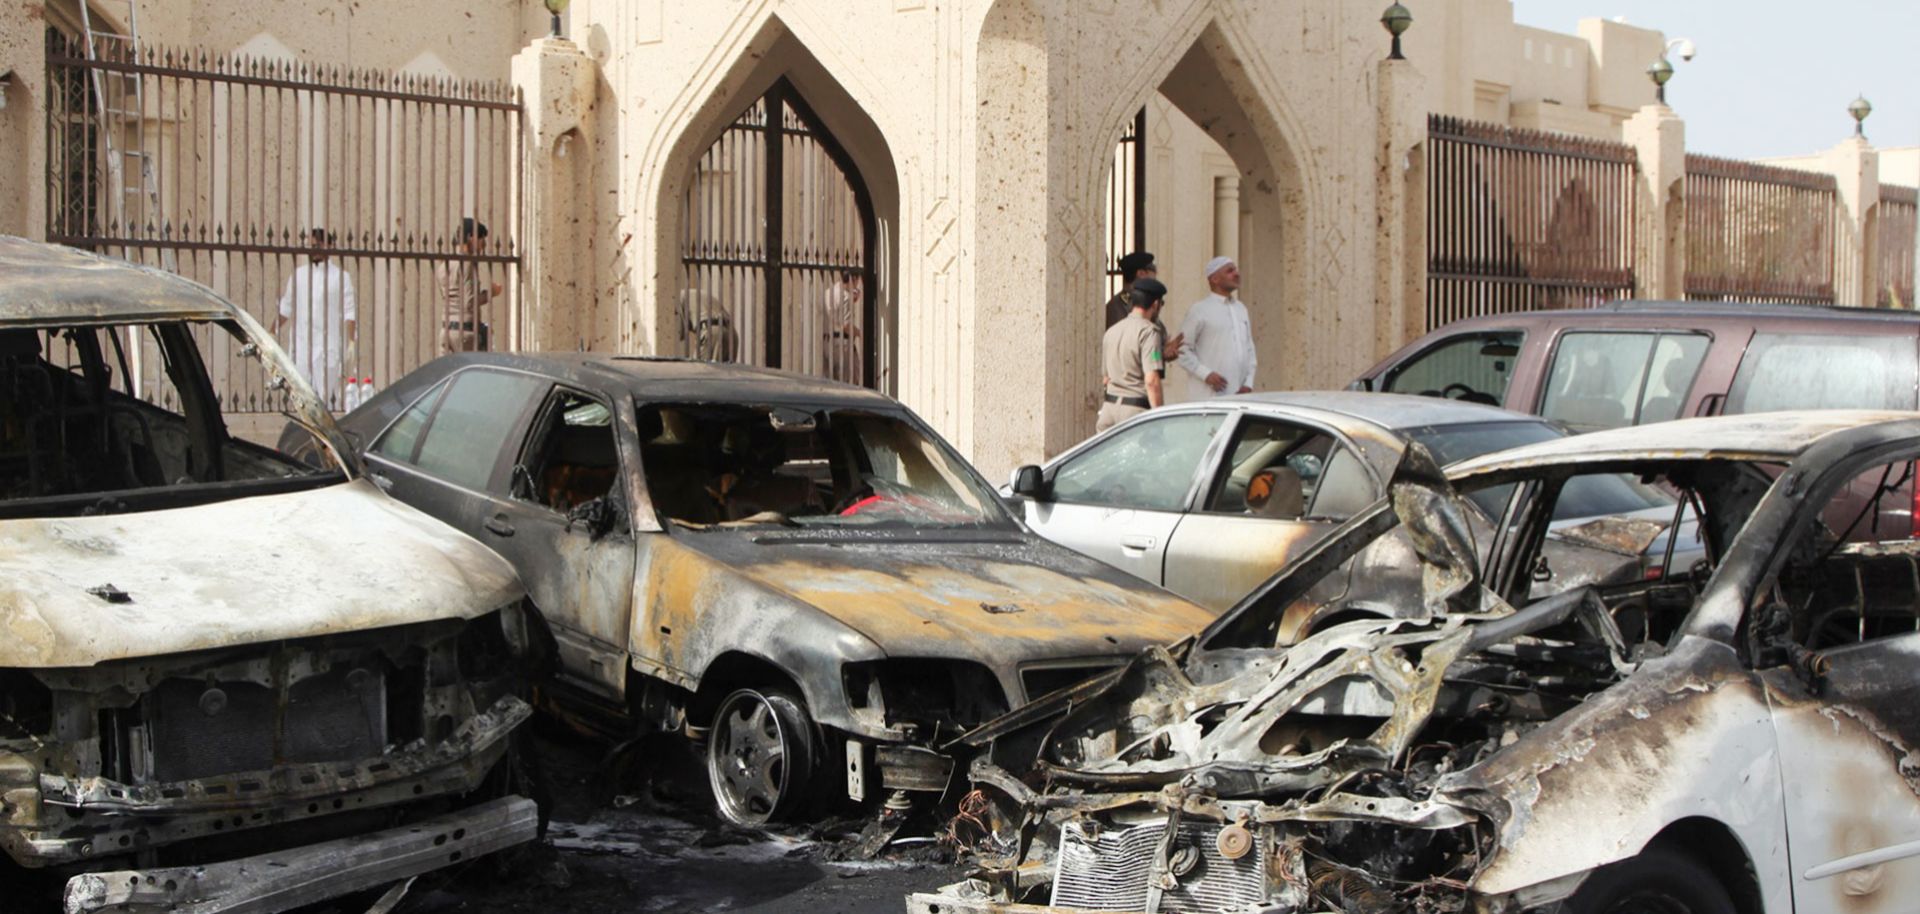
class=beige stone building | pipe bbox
[1,1,1905,476]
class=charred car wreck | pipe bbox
[0,239,537,913]
[330,353,1216,830]
[914,411,1920,914]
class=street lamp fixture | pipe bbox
[1646,56,1674,105]
[1849,94,1873,138]
[544,0,569,39]
[1644,38,1694,107]
[1381,3,1413,61]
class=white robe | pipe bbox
[1174,292,1257,400]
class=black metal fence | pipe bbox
[1425,115,1638,330]
[45,30,521,413]
[1879,184,1918,309]
[1684,154,1838,304]
[1104,108,1147,299]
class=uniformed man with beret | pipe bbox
[1104,251,1158,329]
[1096,278,1171,432]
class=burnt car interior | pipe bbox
[516,389,620,515]
[1759,457,1920,655]
[636,403,1000,528]
[0,322,335,519]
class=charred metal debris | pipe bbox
[907,434,1846,914]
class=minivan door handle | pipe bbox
[484,514,516,538]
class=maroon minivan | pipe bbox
[1353,300,1920,535]
[1354,301,1920,430]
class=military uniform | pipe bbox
[1096,311,1165,432]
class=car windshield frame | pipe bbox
[639,402,1019,533]
[1,316,350,518]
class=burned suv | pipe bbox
[0,240,536,912]
[916,411,1920,914]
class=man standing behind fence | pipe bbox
[273,228,357,410]
[440,218,504,353]
[1176,256,1256,399]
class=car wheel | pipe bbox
[1564,849,1737,914]
[706,688,815,827]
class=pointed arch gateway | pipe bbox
[679,78,877,387]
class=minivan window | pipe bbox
[1726,333,1918,413]
[1539,331,1708,432]
[1380,331,1522,405]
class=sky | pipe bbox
[1510,0,1919,160]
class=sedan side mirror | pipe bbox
[1010,464,1049,500]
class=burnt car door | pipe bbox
[1158,413,1377,611]
[1021,411,1226,584]
[483,385,639,699]
[1755,451,1920,914]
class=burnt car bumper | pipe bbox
[61,794,539,914]
[1,693,531,868]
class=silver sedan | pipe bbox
[1006,391,1700,611]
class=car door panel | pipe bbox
[483,386,639,700]
[1160,514,1338,611]
[1024,411,1228,585]
[1022,499,1183,584]
[1765,633,1920,914]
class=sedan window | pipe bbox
[1201,418,1344,519]
[1049,412,1224,512]
[373,369,546,490]
[639,404,1008,529]
[516,389,619,514]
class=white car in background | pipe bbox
[1006,392,1701,614]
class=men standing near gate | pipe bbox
[439,217,504,353]
[273,228,357,410]
[1096,278,1170,432]
[1102,250,1182,370]
[820,270,863,385]
[1176,256,1257,399]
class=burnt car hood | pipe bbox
[0,478,523,668]
[674,530,1213,661]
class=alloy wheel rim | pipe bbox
[710,691,789,825]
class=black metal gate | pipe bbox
[1426,115,1637,330]
[45,29,521,414]
[1104,108,1147,298]
[680,79,876,387]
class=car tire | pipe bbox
[706,688,816,827]
[1563,848,1738,914]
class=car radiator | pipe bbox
[145,666,389,783]
[1050,818,1268,913]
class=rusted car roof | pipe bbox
[0,236,238,326]
[1448,410,1920,476]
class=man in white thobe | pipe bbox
[273,228,358,409]
[1175,255,1257,400]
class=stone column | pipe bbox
[1375,55,1429,357]
[1819,136,1878,307]
[510,37,597,351]
[0,4,47,240]
[1624,102,1686,300]
[1211,175,1240,259]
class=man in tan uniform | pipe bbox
[439,218,503,353]
[1096,278,1169,432]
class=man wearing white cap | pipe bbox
[1175,256,1257,399]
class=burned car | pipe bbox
[913,411,1920,914]
[331,353,1214,828]
[0,239,536,912]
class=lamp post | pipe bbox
[1849,94,1873,138]
[545,0,569,39]
[1646,56,1674,105]
[1381,3,1412,61]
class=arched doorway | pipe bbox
[679,78,876,387]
